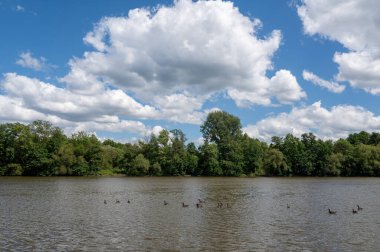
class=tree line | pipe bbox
[1,111,380,176]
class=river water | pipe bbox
[0,177,379,251]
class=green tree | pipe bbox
[325,153,343,176]
[122,143,139,167]
[52,143,76,175]
[184,143,199,175]
[6,123,34,175]
[128,154,150,176]
[347,131,370,145]
[301,133,333,176]
[351,144,380,176]
[99,144,124,172]
[333,139,354,176]
[201,111,243,175]
[70,132,102,175]
[281,134,311,175]
[263,149,289,176]
[149,162,162,176]
[201,111,242,146]
[241,134,267,175]
[1,163,23,176]
[199,143,222,175]
[168,129,187,175]
[369,132,380,146]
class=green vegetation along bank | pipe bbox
[1,111,380,176]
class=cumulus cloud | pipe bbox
[298,0,380,94]
[2,73,158,121]
[16,52,46,71]
[62,0,305,106]
[153,93,207,124]
[67,120,149,135]
[228,70,307,107]
[0,96,45,122]
[0,95,160,138]
[303,70,345,93]
[334,52,380,94]
[243,101,380,142]
[1,0,308,141]
[0,73,162,137]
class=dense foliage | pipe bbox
[1,112,380,176]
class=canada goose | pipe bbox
[104,200,107,204]
[287,204,290,208]
[196,203,202,208]
[127,200,130,204]
[116,200,120,204]
[328,208,336,214]
[182,202,189,207]
[352,209,358,214]
[164,200,168,205]
[357,205,363,211]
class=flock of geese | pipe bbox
[328,205,363,214]
[103,199,364,215]
[103,198,231,209]
[104,199,130,204]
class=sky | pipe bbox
[0,0,379,143]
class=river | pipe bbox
[1,177,379,251]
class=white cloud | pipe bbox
[16,52,48,71]
[269,70,307,104]
[228,69,306,107]
[0,94,160,139]
[298,0,380,94]
[62,0,305,106]
[243,101,380,142]
[67,120,148,135]
[145,125,165,137]
[1,73,210,125]
[16,5,25,12]
[1,0,309,141]
[0,96,45,122]
[334,52,380,94]
[2,73,158,121]
[0,73,163,136]
[303,70,345,93]
[153,93,207,124]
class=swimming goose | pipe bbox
[164,200,168,205]
[328,208,336,214]
[357,205,363,211]
[182,202,189,207]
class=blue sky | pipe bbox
[0,0,379,143]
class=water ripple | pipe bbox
[0,177,379,251]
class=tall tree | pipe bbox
[201,111,242,146]
[201,111,243,175]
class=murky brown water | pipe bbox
[1,177,379,251]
